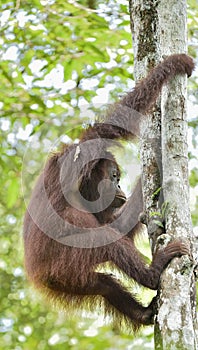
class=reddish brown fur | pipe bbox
[24,54,194,330]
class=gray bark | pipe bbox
[129,0,197,349]
[156,1,197,349]
[130,0,163,251]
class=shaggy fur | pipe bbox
[24,54,194,330]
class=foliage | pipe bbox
[0,0,197,349]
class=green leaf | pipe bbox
[7,179,19,208]
[153,220,164,228]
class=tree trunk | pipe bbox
[129,0,197,348]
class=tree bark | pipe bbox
[129,0,197,348]
[129,0,163,251]
[156,1,197,349]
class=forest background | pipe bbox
[0,1,198,349]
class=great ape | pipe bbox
[24,54,194,330]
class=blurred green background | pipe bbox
[0,1,198,349]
